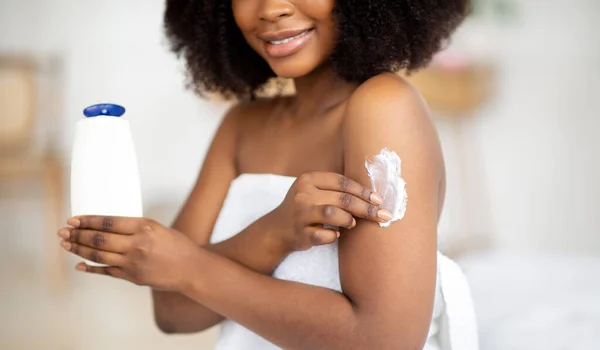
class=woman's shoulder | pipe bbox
[343,72,435,137]
[341,72,443,171]
[347,72,428,117]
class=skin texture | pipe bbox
[59,0,449,348]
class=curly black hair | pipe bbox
[164,0,470,99]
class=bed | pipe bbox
[457,252,600,350]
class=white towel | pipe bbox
[437,252,479,350]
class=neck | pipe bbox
[289,63,358,119]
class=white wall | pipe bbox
[1,0,598,254]
[0,0,229,208]
[438,0,600,253]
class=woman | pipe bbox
[58,0,477,349]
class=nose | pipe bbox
[259,0,295,22]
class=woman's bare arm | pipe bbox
[178,73,442,349]
[152,103,289,333]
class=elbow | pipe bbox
[154,315,180,334]
[154,306,187,334]
[153,309,218,334]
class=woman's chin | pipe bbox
[268,59,319,79]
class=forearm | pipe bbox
[204,211,290,274]
[181,249,407,350]
[153,212,290,333]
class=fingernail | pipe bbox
[351,218,356,228]
[58,229,70,239]
[378,210,393,222]
[67,218,80,228]
[370,193,383,205]
[61,241,71,250]
[336,231,341,238]
[76,263,86,271]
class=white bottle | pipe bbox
[70,104,143,266]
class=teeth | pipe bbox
[269,30,308,45]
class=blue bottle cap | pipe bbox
[83,104,126,117]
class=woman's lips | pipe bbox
[261,28,314,58]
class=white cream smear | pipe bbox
[365,148,408,227]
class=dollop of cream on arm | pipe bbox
[365,148,408,227]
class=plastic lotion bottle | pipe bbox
[70,104,143,266]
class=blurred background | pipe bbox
[1,0,599,349]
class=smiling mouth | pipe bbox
[261,28,315,58]
[268,29,312,45]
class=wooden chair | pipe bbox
[0,55,67,291]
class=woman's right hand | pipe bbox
[270,172,392,251]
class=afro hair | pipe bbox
[164,0,470,99]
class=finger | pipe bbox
[320,191,392,223]
[305,226,339,246]
[303,205,356,229]
[67,215,139,234]
[76,262,129,279]
[305,172,383,205]
[61,240,125,266]
[58,228,132,253]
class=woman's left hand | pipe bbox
[57,216,201,292]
